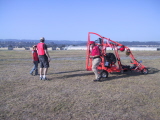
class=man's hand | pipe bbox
[89,56,94,59]
[48,57,51,62]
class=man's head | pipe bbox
[89,41,95,48]
[32,45,37,50]
[89,41,95,45]
[40,37,45,42]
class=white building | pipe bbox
[64,45,159,51]
[129,47,158,51]
[64,46,87,50]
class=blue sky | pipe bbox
[0,0,160,41]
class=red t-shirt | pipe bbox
[37,43,47,55]
[91,46,100,56]
[32,50,39,61]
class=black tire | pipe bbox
[101,70,109,78]
[141,68,148,74]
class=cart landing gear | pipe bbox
[141,68,148,74]
[101,70,108,78]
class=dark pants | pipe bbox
[39,55,49,68]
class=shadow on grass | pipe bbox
[147,67,160,74]
[49,67,160,81]
[52,70,85,74]
[100,67,160,82]
[49,70,94,80]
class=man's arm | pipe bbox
[32,51,34,62]
[44,49,51,62]
[44,44,51,62]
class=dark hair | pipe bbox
[40,37,45,42]
[32,45,37,48]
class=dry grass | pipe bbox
[0,50,160,120]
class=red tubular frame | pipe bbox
[86,32,147,74]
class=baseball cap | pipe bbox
[89,41,95,45]
[40,37,45,42]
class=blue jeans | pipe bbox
[30,61,38,75]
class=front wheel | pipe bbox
[101,70,108,78]
[141,68,148,74]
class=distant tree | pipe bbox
[8,45,12,47]
[18,45,24,48]
[59,44,66,48]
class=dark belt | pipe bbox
[93,56,100,59]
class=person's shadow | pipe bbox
[48,67,160,81]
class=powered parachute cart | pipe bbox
[86,32,148,78]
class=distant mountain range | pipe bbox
[0,39,160,46]
[0,39,86,45]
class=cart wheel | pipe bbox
[101,70,108,78]
[141,68,148,74]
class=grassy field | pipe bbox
[0,50,160,120]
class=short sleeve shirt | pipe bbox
[32,50,39,61]
[37,43,48,56]
[91,46,100,56]
[43,44,47,50]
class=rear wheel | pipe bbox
[101,70,108,78]
[141,68,148,74]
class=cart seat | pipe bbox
[104,53,116,67]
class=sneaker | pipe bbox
[42,77,48,80]
[30,73,33,76]
[40,77,43,80]
[98,76,102,80]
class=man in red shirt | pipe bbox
[89,41,101,82]
[37,37,51,80]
